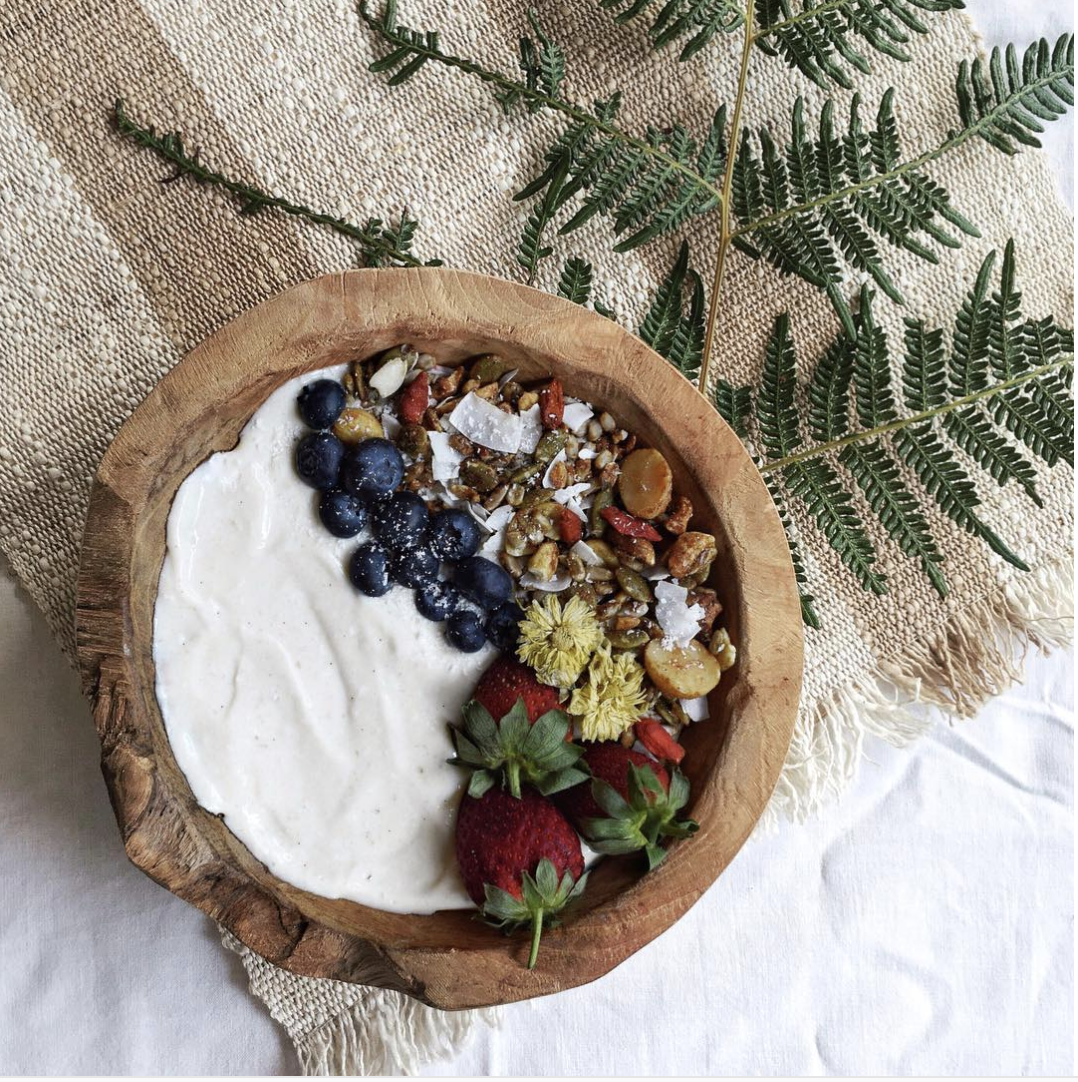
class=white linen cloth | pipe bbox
[0,0,1072,1074]
[0,572,1072,1075]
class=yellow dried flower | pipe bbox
[517,594,604,689]
[568,644,649,742]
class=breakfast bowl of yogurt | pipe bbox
[75,268,802,1009]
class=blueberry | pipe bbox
[389,546,441,589]
[339,438,404,499]
[319,490,368,538]
[446,610,486,653]
[372,491,430,548]
[428,508,481,562]
[296,432,345,490]
[297,379,346,430]
[454,555,513,609]
[485,602,525,653]
[415,580,464,622]
[348,543,391,597]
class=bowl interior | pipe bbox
[77,268,802,1007]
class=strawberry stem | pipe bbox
[506,760,523,800]
[528,907,544,969]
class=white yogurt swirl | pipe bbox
[153,368,491,913]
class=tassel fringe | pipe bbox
[764,555,1074,827]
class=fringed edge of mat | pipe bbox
[294,994,498,1077]
[220,927,498,1077]
[765,551,1074,826]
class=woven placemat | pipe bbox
[0,0,1071,1073]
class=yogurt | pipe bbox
[153,369,493,913]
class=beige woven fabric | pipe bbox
[0,0,1072,1074]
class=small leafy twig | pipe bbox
[113,99,441,268]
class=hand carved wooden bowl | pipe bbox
[75,268,802,1010]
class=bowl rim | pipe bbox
[75,267,803,1009]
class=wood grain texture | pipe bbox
[75,268,803,1009]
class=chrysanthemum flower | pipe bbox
[517,593,604,689]
[568,644,649,741]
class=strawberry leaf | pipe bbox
[450,698,589,800]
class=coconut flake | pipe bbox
[552,481,590,505]
[478,505,515,557]
[571,540,603,567]
[644,564,672,581]
[428,431,465,483]
[541,449,568,487]
[449,392,523,452]
[380,412,401,440]
[518,403,544,454]
[680,696,710,722]
[654,580,705,648]
[551,482,591,522]
[578,447,598,461]
[563,401,594,434]
[520,570,572,592]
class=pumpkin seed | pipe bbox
[615,567,653,603]
[459,458,499,493]
[510,462,543,485]
[468,354,514,383]
[608,628,649,650]
[535,429,568,464]
[589,488,613,536]
[397,423,429,458]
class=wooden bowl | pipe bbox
[75,268,802,1009]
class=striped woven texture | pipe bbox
[0,0,1072,1073]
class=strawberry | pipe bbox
[634,719,686,765]
[450,659,588,800]
[538,378,564,430]
[556,742,669,823]
[554,742,697,870]
[474,657,559,724]
[398,371,429,424]
[600,506,663,541]
[456,786,586,968]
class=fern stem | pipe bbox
[759,357,1072,472]
[113,99,425,267]
[358,2,724,205]
[698,0,756,395]
[734,57,1074,239]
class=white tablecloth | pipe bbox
[0,0,1072,1073]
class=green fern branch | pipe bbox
[111,99,440,268]
[598,0,744,61]
[753,0,966,89]
[745,244,1070,601]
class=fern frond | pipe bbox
[785,458,887,592]
[732,92,976,332]
[599,0,744,60]
[901,317,947,411]
[638,242,706,379]
[667,269,707,379]
[755,247,1068,588]
[894,425,1029,569]
[754,0,965,90]
[714,379,754,438]
[759,315,885,592]
[556,257,594,304]
[956,36,1075,154]
[112,99,440,267]
[517,154,570,283]
[840,440,947,595]
[766,478,823,627]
